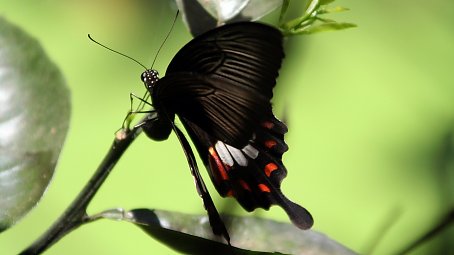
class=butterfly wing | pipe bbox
[180,116,314,230]
[152,22,283,148]
[151,22,312,231]
[166,116,231,244]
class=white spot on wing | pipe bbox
[215,141,234,166]
[225,144,248,166]
[242,144,259,159]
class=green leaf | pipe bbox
[278,0,291,24]
[318,6,351,14]
[96,208,356,255]
[319,0,336,6]
[295,22,357,34]
[0,17,70,232]
[279,0,356,36]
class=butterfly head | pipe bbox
[141,69,159,93]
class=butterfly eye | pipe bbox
[141,70,160,92]
[140,72,148,82]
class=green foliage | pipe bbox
[279,0,356,35]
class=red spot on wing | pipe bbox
[264,139,277,149]
[264,163,278,177]
[208,147,229,181]
[258,184,271,193]
[262,121,274,130]
[238,180,251,191]
[226,190,234,197]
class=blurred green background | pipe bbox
[1,0,453,254]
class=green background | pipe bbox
[1,0,453,254]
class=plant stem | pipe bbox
[19,126,142,255]
[396,209,454,255]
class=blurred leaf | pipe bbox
[397,209,454,254]
[176,0,282,36]
[96,208,356,255]
[437,129,454,205]
[176,0,355,37]
[0,17,70,232]
[196,0,249,21]
[278,0,290,24]
[318,6,351,14]
[319,0,335,5]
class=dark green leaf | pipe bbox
[96,208,356,255]
[319,0,336,6]
[0,17,70,232]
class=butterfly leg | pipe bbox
[121,92,153,129]
[169,121,231,245]
[129,91,151,112]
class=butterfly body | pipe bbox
[141,22,313,240]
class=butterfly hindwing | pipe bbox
[167,116,230,244]
[181,116,314,230]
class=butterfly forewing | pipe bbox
[153,22,283,148]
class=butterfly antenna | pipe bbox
[150,10,180,69]
[88,34,148,70]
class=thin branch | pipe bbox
[19,121,144,255]
[397,208,454,255]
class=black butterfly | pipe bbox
[139,22,313,243]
